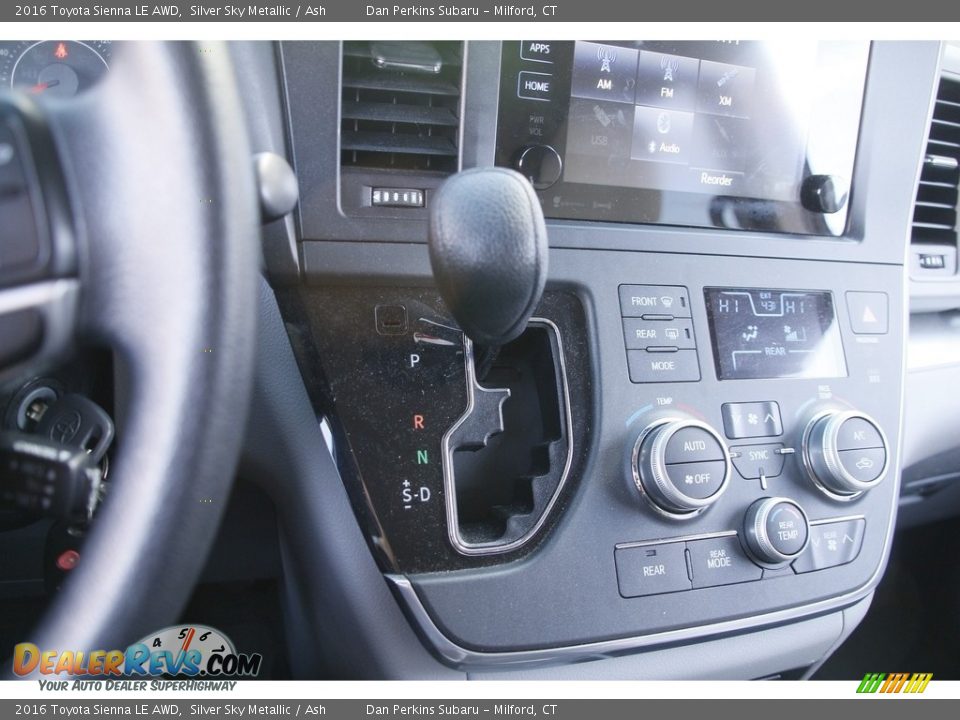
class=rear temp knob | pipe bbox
[742,497,810,567]
[628,418,731,518]
[802,410,889,500]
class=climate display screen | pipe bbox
[704,288,847,380]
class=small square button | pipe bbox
[846,292,888,335]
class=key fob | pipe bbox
[35,394,115,464]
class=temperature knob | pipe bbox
[802,410,889,499]
[742,497,810,567]
[628,418,731,518]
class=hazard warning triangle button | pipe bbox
[846,292,888,335]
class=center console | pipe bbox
[275,40,943,673]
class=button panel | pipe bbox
[793,518,866,574]
[721,401,783,439]
[619,285,701,383]
[616,533,772,597]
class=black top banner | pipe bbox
[3,0,960,22]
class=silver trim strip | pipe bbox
[614,529,737,550]
[441,317,574,556]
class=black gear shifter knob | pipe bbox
[428,167,548,348]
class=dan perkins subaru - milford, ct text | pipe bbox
[366,5,557,16]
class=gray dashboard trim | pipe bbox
[387,564,880,670]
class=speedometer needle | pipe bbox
[30,79,61,93]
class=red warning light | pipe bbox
[54,42,68,60]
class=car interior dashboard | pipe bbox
[2,39,960,680]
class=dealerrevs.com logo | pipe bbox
[857,673,933,694]
[13,625,262,682]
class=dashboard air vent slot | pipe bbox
[340,41,462,174]
[912,77,960,248]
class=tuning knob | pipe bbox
[742,497,810,567]
[802,410,889,500]
[627,418,731,519]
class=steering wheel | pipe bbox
[0,43,259,657]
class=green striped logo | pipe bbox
[857,672,932,693]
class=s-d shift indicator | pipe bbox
[705,288,847,381]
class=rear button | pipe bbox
[615,542,691,598]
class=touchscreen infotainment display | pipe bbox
[704,288,847,380]
[495,41,870,236]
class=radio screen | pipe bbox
[495,41,870,236]
[704,288,847,380]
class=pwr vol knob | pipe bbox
[627,418,731,519]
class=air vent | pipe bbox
[340,41,462,175]
[912,77,960,247]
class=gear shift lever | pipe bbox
[428,167,548,351]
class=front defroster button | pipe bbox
[618,285,691,318]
